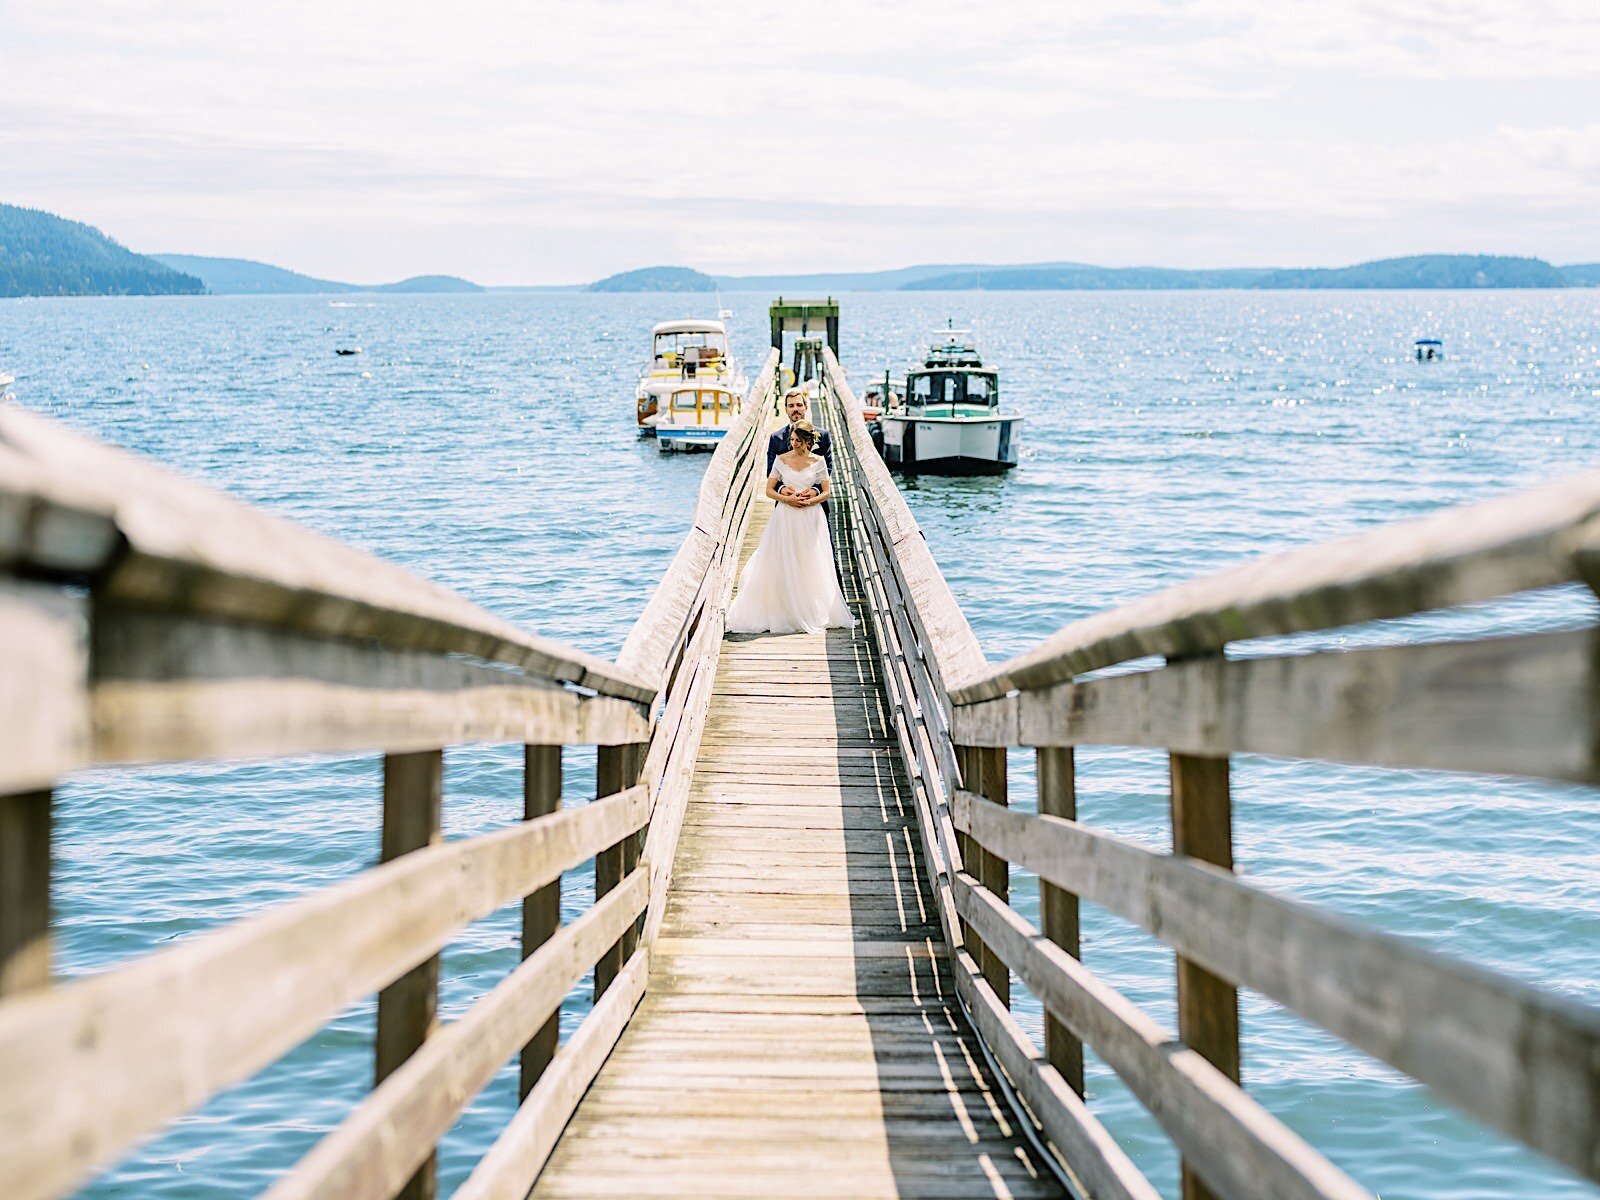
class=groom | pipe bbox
[767,388,834,516]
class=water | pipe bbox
[3,289,1597,1199]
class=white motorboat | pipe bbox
[877,327,1021,475]
[635,318,747,435]
[0,374,14,404]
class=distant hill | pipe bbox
[372,274,482,293]
[0,203,203,297]
[904,255,1570,291]
[902,265,1272,290]
[1560,263,1600,286]
[152,254,353,294]
[588,266,716,293]
[152,256,483,295]
[711,263,1096,292]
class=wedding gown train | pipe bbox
[726,458,856,635]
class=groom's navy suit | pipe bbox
[767,425,834,518]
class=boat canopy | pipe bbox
[653,319,726,336]
[1414,338,1443,346]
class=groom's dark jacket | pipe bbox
[767,425,834,517]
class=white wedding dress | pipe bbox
[726,457,857,634]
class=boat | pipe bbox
[1414,338,1443,361]
[876,326,1022,475]
[655,385,742,453]
[0,374,13,404]
[636,318,747,435]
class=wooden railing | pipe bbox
[0,349,778,1200]
[821,348,1600,1200]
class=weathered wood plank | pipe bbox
[954,948,1160,1200]
[455,949,648,1200]
[0,790,51,997]
[953,469,1600,703]
[953,787,1600,1183]
[952,871,1371,1200]
[90,608,647,764]
[521,744,561,1099]
[376,750,444,1200]
[263,871,646,1200]
[0,583,87,793]
[952,629,1600,786]
[595,744,646,998]
[0,784,648,1200]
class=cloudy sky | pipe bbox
[4,0,1597,284]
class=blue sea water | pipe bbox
[2,289,1598,1199]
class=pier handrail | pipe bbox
[820,348,1600,1200]
[0,353,780,1200]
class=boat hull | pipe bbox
[880,413,1021,475]
[657,426,731,453]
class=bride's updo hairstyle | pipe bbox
[788,420,819,453]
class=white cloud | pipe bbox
[2,0,1596,280]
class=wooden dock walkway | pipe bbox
[3,324,1599,1200]
[532,491,1065,1199]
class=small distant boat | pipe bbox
[876,325,1022,475]
[656,386,742,453]
[0,373,14,404]
[636,318,747,435]
[860,372,903,421]
[336,347,363,356]
[1414,338,1443,362]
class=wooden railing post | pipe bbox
[521,744,562,1100]
[377,750,443,1200]
[594,742,645,998]
[958,744,1010,1006]
[1036,747,1084,1096]
[0,789,52,996]
[1169,748,1240,1200]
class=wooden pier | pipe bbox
[1,325,1598,1200]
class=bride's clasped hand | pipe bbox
[726,416,856,635]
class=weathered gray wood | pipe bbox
[522,744,562,1100]
[1036,746,1084,1097]
[0,791,51,996]
[952,870,1372,1200]
[0,441,121,574]
[0,583,87,793]
[376,752,444,1200]
[0,783,648,1200]
[1170,748,1237,1200]
[90,608,647,764]
[952,787,1600,1182]
[596,743,647,998]
[0,407,652,703]
[953,468,1600,703]
[952,629,1600,785]
[457,949,649,1200]
[263,871,647,1200]
[953,947,1160,1200]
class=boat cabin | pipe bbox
[906,330,998,414]
[1414,338,1443,361]
[652,320,729,377]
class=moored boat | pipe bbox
[636,318,747,435]
[877,327,1021,475]
[655,385,742,452]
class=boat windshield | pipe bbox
[908,370,998,410]
[667,388,738,420]
[654,331,728,365]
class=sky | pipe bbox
[3,0,1598,285]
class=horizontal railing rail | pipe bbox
[821,348,1600,1200]
[0,351,779,1200]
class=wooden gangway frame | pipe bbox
[0,336,1597,1199]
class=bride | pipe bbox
[727,420,857,634]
